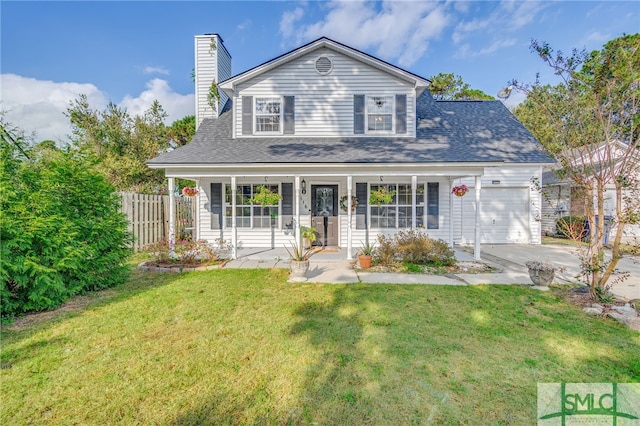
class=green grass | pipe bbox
[2,267,639,425]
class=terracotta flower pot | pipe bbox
[358,255,373,269]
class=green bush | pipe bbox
[556,215,587,239]
[1,141,132,319]
[143,238,231,266]
[375,229,456,267]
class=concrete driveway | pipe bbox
[478,244,640,300]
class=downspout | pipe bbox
[449,177,454,247]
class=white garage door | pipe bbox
[462,188,530,243]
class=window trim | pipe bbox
[365,95,395,134]
[224,183,281,229]
[369,183,414,229]
[254,96,283,135]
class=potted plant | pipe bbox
[181,187,199,197]
[358,241,376,269]
[300,226,317,249]
[451,184,468,197]
[525,260,556,286]
[250,185,282,228]
[285,242,315,278]
[249,185,282,206]
[369,187,396,206]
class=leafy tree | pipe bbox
[1,119,132,318]
[513,34,640,300]
[428,72,494,100]
[66,95,171,193]
[167,115,196,147]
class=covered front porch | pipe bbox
[165,163,502,262]
[227,245,478,264]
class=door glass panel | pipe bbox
[315,187,334,216]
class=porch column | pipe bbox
[449,177,454,247]
[411,175,417,228]
[347,175,353,260]
[195,179,200,241]
[474,176,482,261]
[231,176,237,259]
[295,176,301,249]
[168,177,176,258]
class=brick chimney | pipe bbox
[194,34,231,129]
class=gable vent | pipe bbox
[315,56,333,75]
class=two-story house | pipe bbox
[148,34,554,260]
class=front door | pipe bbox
[311,185,339,247]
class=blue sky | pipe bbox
[1,1,638,142]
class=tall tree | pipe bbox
[167,115,196,147]
[513,34,640,300]
[428,72,494,100]
[66,96,170,193]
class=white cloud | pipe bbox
[479,38,516,55]
[0,74,108,142]
[0,74,193,143]
[119,78,194,125]
[452,1,549,59]
[280,7,304,39]
[236,19,252,31]
[584,31,611,46]
[453,1,549,44]
[280,1,449,67]
[142,66,170,75]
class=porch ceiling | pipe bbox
[161,163,494,179]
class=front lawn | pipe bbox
[2,268,638,424]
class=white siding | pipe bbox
[234,47,416,138]
[196,168,543,250]
[541,184,570,236]
[453,167,541,244]
[195,35,231,128]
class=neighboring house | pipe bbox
[148,34,554,260]
[541,141,640,243]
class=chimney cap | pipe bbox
[202,33,224,43]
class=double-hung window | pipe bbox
[366,95,393,132]
[255,97,282,133]
[370,183,427,229]
[225,184,280,228]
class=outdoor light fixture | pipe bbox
[301,179,307,194]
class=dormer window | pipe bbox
[255,97,282,133]
[366,96,393,132]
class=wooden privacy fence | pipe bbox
[118,192,196,252]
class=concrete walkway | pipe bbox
[223,244,639,300]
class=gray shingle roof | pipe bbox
[148,92,554,166]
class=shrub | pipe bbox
[556,215,587,239]
[375,234,396,266]
[143,238,231,266]
[1,141,132,319]
[374,229,456,267]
